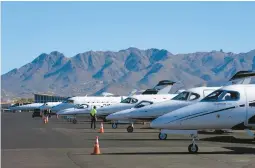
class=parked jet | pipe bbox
[51,95,125,113]
[150,71,255,153]
[9,103,44,111]
[56,80,180,123]
[106,86,219,133]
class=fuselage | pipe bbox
[97,94,178,118]
[9,103,44,111]
[150,85,255,130]
[106,87,219,121]
[51,96,125,113]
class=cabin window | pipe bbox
[249,102,255,107]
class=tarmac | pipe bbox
[2,112,255,168]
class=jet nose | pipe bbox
[150,117,165,129]
[106,113,118,120]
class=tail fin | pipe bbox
[141,80,175,95]
[154,80,176,94]
[229,70,255,84]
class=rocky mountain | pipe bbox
[1,48,255,100]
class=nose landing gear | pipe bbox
[127,123,134,133]
[112,123,118,129]
[158,133,167,140]
[188,134,199,153]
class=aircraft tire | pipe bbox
[127,126,134,133]
[158,133,167,140]
[188,144,198,154]
[72,119,77,124]
[112,123,118,129]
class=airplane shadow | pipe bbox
[86,138,190,141]
[73,147,255,155]
[200,136,255,145]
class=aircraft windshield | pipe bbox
[172,91,190,101]
[76,104,89,109]
[201,90,240,102]
[121,98,138,104]
[134,101,153,108]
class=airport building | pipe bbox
[34,93,67,103]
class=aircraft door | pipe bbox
[245,89,255,126]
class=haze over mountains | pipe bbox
[1,47,255,100]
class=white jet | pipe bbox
[96,80,180,119]
[106,86,219,133]
[51,94,125,113]
[9,103,44,111]
[150,71,255,153]
[57,80,180,124]
[39,102,62,111]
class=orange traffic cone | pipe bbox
[91,136,101,155]
[99,122,104,133]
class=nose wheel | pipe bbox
[158,133,167,140]
[127,124,134,133]
[72,118,77,124]
[112,123,118,129]
[188,135,199,153]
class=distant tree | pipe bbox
[220,49,223,52]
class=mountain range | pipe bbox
[2,47,255,101]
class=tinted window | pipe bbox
[189,93,200,101]
[202,90,239,102]
[220,91,240,101]
[134,101,153,108]
[121,98,131,103]
[172,91,190,101]
[67,100,74,104]
[201,90,224,102]
[131,98,138,104]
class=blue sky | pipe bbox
[2,1,255,74]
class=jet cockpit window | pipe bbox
[201,90,224,102]
[131,98,138,104]
[67,100,74,104]
[76,104,89,109]
[201,90,240,102]
[134,101,153,108]
[220,91,240,101]
[188,93,200,101]
[172,91,190,101]
[120,98,131,103]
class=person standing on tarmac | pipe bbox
[90,106,97,129]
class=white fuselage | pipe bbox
[51,96,125,113]
[106,87,219,121]
[96,94,178,118]
[39,102,62,110]
[150,85,255,130]
[9,103,44,111]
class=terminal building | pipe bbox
[34,93,67,103]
